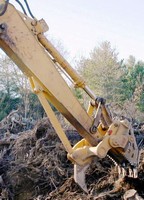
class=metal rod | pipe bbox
[38,33,98,101]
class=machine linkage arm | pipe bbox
[0,0,140,193]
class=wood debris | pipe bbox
[0,117,143,200]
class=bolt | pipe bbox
[0,23,6,29]
[31,20,37,26]
[90,126,97,134]
[0,23,7,34]
[114,123,119,127]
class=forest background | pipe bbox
[0,40,144,125]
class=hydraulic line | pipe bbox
[23,0,35,18]
[15,0,27,15]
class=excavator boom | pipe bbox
[0,0,142,192]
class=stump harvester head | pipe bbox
[0,0,143,192]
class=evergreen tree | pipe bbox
[78,41,121,103]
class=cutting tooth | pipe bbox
[128,167,133,177]
[122,167,127,177]
[128,167,138,178]
[118,166,127,178]
[133,168,138,178]
[74,164,89,193]
[118,166,122,176]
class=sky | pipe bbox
[10,0,144,62]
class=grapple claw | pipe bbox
[74,164,89,193]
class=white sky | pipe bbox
[11,0,144,61]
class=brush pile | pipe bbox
[0,116,144,200]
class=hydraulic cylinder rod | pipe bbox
[38,34,97,100]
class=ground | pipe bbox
[0,117,144,200]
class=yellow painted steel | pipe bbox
[87,101,95,117]
[0,2,99,146]
[0,1,139,178]
[29,77,73,154]
[37,34,85,88]
[38,93,73,154]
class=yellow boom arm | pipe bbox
[0,0,140,192]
